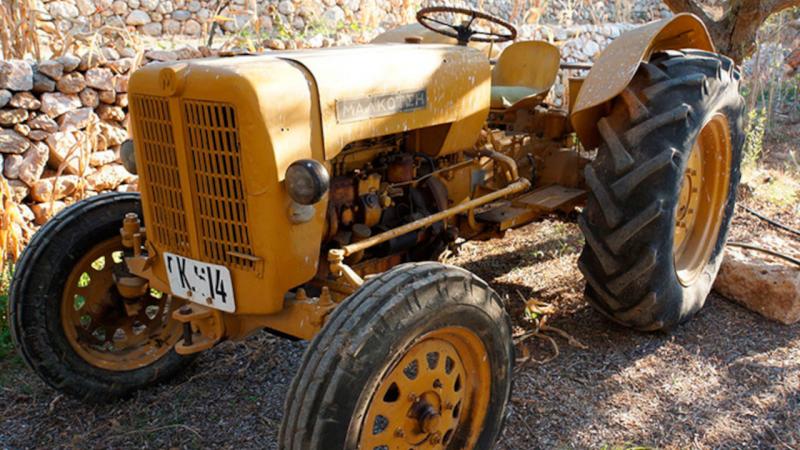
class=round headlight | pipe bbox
[285,159,329,205]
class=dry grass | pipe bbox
[0,0,40,60]
[0,179,26,270]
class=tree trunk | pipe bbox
[662,0,800,63]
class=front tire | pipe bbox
[279,262,513,450]
[578,50,745,330]
[9,193,192,401]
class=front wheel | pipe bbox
[578,50,745,330]
[8,193,192,401]
[279,262,514,450]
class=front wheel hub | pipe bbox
[358,327,490,449]
[60,237,184,371]
[413,396,442,434]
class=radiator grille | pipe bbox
[182,100,255,270]
[132,95,191,254]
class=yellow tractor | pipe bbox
[8,7,743,449]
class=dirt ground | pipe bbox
[1,179,798,449]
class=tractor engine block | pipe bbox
[323,136,453,264]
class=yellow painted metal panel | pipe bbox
[129,56,327,314]
[278,44,491,159]
[571,13,715,149]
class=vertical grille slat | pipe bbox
[130,95,255,272]
[182,100,255,270]
[132,95,191,255]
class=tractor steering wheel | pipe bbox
[416,6,517,45]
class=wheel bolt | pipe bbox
[408,393,418,402]
[394,428,404,438]
[444,402,453,410]
[430,432,441,445]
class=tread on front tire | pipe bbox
[279,262,514,450]
[578,50,745,330]
[9,193,193,401]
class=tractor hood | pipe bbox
[277,44,491,159]
[131,44,491,162]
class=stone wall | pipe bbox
[35,0,671,45]
[0,51,137,228]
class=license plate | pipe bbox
[164,253,235,312]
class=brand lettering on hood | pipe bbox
[335,89,428,123]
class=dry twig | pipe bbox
[513,291,587,366]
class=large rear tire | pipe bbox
[279,262,513,450]
[578,50,745,330]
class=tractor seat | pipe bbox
[490,86,550,109]
[490,41,561,111]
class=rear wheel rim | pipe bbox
[357,326,491,449]
[673,114,732,286]
[60,237,183,371]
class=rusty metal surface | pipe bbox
[337,177,531,257]
[571,13,715,149]
[475,185,586,230]
[172,304,225,355]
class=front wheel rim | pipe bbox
[357,326,491,449]
[60,237,184,371]
[673,114,732,286]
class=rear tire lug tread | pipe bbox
[640,63,670,82]
[578,51,744,330]
[624,103,692,147]
[605,200,663,255]
[641,73,705,100]
[584,165,623,228]
[607,247,657,296]
[611,149,677,200]
[578,259,624,311]
[614,292,658,324]
[598,117,635,175]
[577,216,621,276]
[620,88,650,123]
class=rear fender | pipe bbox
[570,13,715,149]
